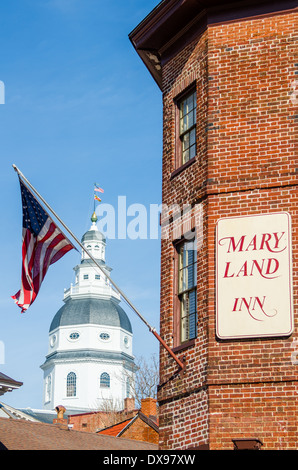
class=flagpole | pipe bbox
[12,164,185,371]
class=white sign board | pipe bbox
[216,213,293,340]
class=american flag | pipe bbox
[94,184,104,193]
[12,179,75,313]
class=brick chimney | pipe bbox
[141,398,157,421]
[124,397,135,413]
[53,405,68,429]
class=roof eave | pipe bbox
[0,373,23,390]
[129,0,198,89]
[129,0,298,90]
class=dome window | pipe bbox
[100,372,110,388]
[83,274,89,280]
[99,332,110,341]
[69,332,80,340]
[95,274,100,280]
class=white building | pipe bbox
[41,212,135,412]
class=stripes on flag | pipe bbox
[12,179,75,313]
[94,184,104,193]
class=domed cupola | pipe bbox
[49,298,132,334]
[81,212,106,262]
[41,212,135,413]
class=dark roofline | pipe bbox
[97,415,137,434]
[97,411,159,437]
[68,410,110,418]
[129,0,297,89]
[117,411,159,436]
[137,411,159,433]
[41,349,136,370]
[0,372,23,388]
[116,414,139,436]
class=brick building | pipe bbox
[68,397,158,446]
[130,0,297,450]
[97,398,159,445]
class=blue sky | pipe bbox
[0,0,162,409]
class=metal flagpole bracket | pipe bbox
[151,329,185,373]
[12,164,186,374]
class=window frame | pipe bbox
[173,236,197,348]
[66,372,77,397]
[174,85,197,171]
[100,372,110,388]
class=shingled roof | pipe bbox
[0,417,158,450]
[98,417,134,437]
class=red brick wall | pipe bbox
[159,25,211,449]
[158,10,297,450]
[207,13,297,195]
[158,388,209,449]
[210,382,298,450]
[208,187,298,450]
[69,411,111,433]
[69,410,136,433]
[140,398,157,418]
[121,418,159,445]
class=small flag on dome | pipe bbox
[94,183,104,193]
[12,179,75,313]
[94,195,101,202]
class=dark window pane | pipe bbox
[178,90,196,167]
[189,290,196,314]
[189,128,196,146]
[189,312,197,339]
[178,238,197,343]
[190,144,196,160]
